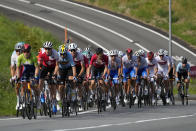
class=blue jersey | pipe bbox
[58,52,75,69]
[134,57,148,70]
[176,62,190,73]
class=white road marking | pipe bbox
[0,3,109,52]
[53,113,196,131]
[18,0,30,4]
[59,0,196,57]
[20,1,149,52]
[0,117,21,121]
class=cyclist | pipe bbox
[53,44,76,103]
[164,50,176,100]
[155,49,171,104]
[16,44,39,107]
[82,47,93,62]
[134,51,148,103]
[36,41,59,112]
[88,47,108,101]
[176,57,190,95]
[121,48,136,103]
[10,42,24,109]
[68,43,85,109]
[146,51,158,103]
[105,50,121,105]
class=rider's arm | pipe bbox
[72,66,76,78]
[53,61,59,76]
[78,62,85,77]
[103,55,109,76]
[10,55,16,77]
[16,55,22,79]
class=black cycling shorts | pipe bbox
[58,67,73,81]
[39,66,55,79]
[178,72,188,81]
[90,66,104,80]
[169,67,174,79]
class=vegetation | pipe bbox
[0,14,61,116]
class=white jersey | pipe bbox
[69,51,84,66]
[122,55,136,69]
[108,56,121,70]
[155,56,171,75]
[11,51,19,66]
[146,58,158,76]
[168,56,175,66]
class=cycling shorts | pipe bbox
[123,67,136,82]
[136,67,147,83]
[21,65,35,82]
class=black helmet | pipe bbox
[96,48,103,55]
[182,57,187,64]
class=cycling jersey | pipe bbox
[83,55,89,69]
[146,58,158,77]
[90,54,108,68]
[122,55,136,69]
[11,51,19,67]
[176,62,190,73]
[70,51,84,67]
[155,55,171,76]
[38,49,59,68]
[108,56,121,71]
[122,55,136,82]
[135,57,148,82]
[58,52,75,69]
[17,54,38,81]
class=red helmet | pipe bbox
[147,51,154,60]
[23,44,31,51]
[126,48,132,54]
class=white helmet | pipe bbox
[15,42,24,50]
[43,41,53,48]
[134,51,140,57]
[68,43,77,50]
[138,49,145,56]
[164,50,168,56]
[118,51,124,57]
[109,50,118,56]
[84,47,91,52]
[77,48,82,52]
[158,49,165,56]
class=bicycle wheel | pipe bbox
[97,87,102,114]
[25,89,32,120]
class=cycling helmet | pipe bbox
[164,50,169,56]
[84,47,91,52]
[158,49,165,56]
[23,44,31,51]
[147,51,154,60]
[134,51,140,57]
[138,49,145,55]
[118,51,124,57]
[15,42,25,50]
[182,57,187,64]
[59,44,68,54]
[77,48,82,53]
[43,41,53,48]
[96,48,103,55]
[68,43,77,50]
[126,48,132,54]
[109,50,118,56]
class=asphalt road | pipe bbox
[0,0,196,131]
[0,0,195,64]
[0,101,196,131]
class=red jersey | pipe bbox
[90,54,108,68]
[38,49,59,68]
[83,55,89,68]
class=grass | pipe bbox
[0,14,62,116]
[75,0,196,48]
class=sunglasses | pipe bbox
[15,49,20,52]
[111,55,116,57]
[159,55,164,57]
[60,53,66,56]
[70,49,76,52]
[24,50,30,53]
[45,48,52,50]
